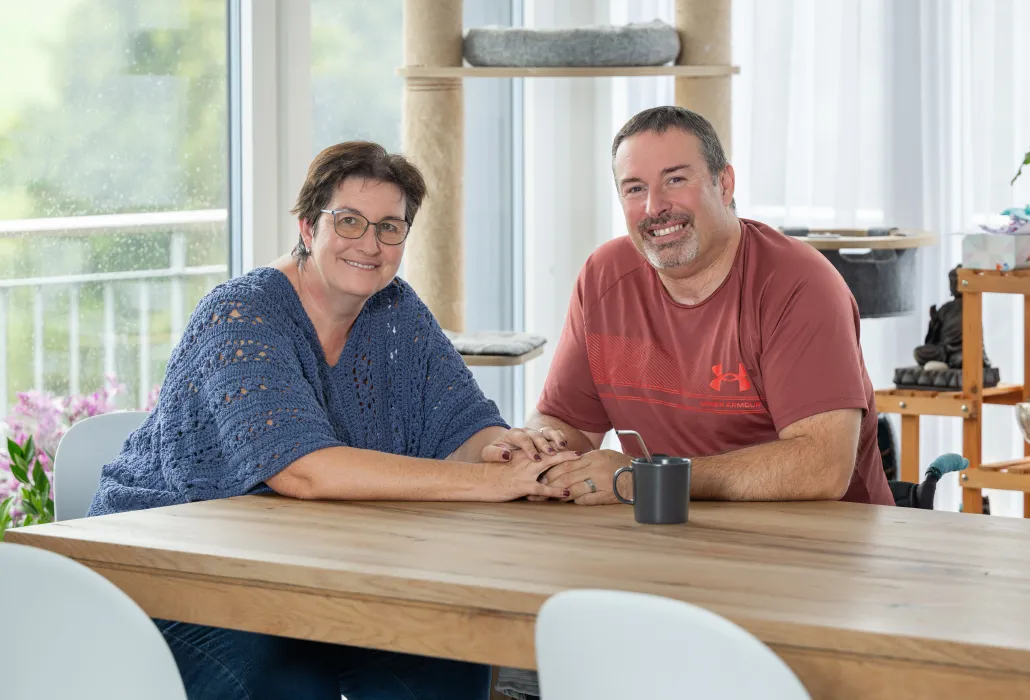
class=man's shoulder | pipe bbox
[741,218,853,298]
[578,236,649,301]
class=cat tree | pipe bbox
[399,0,737,365]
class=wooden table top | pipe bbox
[9,496,1030,679]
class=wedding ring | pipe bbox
[585,477,597,493]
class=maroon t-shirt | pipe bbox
[537,218,893,506]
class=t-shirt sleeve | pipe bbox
[536,270,612,434]
[176,295,344,500]
[415,300,509,460]
[758,266,871,433]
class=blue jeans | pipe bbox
[155,620,491,700]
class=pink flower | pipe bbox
[2,374,129,525]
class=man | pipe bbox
[490,105,893,507]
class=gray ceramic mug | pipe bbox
[613,454,692,524]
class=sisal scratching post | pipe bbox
[674,0,732,156]
[402,0,465,332]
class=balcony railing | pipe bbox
[0,210,229,417]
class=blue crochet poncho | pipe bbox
[88,267,508,517]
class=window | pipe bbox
[310,0,403,154]
[0,0,229,413]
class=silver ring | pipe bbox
[584,477,597,493]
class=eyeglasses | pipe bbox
[320,209,410,246]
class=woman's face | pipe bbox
[300,177,408,303]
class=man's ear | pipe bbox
[720,164,736,206]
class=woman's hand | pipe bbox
[481,426,569,463]
[484,450,576,502]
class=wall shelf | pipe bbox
[398,65,740,79]
[461,346,544,367]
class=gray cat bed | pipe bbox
[821,247,917,319]
[495,667,539,700]
[443,330,546,357]
[463,19,680,68]
[780,227,921,319]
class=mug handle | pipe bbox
[613,466,634,505]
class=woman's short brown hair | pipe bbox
[290,141,428,263]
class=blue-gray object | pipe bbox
[822,247,918,319]
[888,452,968,509]
[926,453,969,480]
[463,20,680,68]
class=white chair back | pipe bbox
[535,589,810,700]
[54,411,149,521]
[0,542,186,699]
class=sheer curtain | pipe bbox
[522,1,1030,514]
[733,0,1030,515]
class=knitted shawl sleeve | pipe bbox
[160,289,345,502]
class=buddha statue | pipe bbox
[895,264,1000,389]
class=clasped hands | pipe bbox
[481,427,631,505]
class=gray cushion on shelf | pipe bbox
[443,330,546,356]
[463,19,680,68]
[495,667,540,699]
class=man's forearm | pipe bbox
[524,411,599,453]
[690,436,853,501]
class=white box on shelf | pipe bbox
[961,232,1030,271]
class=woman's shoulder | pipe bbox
[189,267,300,327]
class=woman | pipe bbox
[88,141,573,700]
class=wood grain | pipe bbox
[10,497,1030,697]
[798,231,935,250]
[461,346,544,367]
[900,415,920,482]
[397,65,740,79]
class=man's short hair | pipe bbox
[611,106,729,183]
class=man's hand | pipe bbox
[538,449,633,505]
[481,426,569,462]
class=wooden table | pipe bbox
[8,496,1030,698]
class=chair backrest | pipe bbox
[536,589,810,700]
[0,542,186,700]
[54,411,149,521]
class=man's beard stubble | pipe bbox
[636,211,700,270]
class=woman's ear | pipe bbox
[299,215,316,251]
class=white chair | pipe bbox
[53,410,149,521]
[0,541,186,699]
[535,589,810,700]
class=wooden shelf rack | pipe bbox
[875,268,1030,516]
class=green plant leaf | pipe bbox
[23,436,36,461]
[8,459,29,485]
[32,460,47,492]
[6,437,23,460]
[1012,148,1030,186]
[20,499,39,518]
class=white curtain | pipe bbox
[522,1,1030,515]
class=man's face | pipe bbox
[613,128,734,272]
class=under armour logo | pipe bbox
[710,363,751,391]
